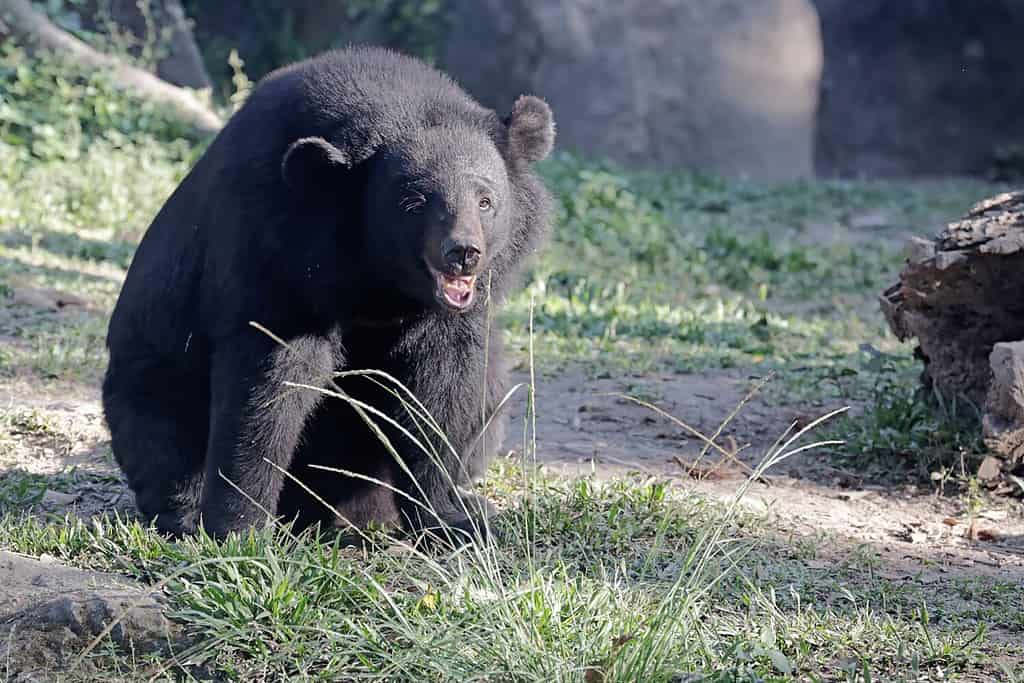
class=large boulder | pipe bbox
[813,0,1024,177]
[442,0,823,183]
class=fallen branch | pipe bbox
[0,0,221,135]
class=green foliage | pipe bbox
[348,0,449,64]
[0,43,197,162]
[0,469,1009,680]
[507,154,930,374]
[0,50,192,381]
[226,48,253,112]
[823,350,986,477]
[39,0,176,72]
[180,0,313,98]
[532,153,967,311]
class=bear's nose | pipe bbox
[442,239,482,275]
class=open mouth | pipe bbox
[433,270,477,310]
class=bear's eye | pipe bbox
[478,197,493,212]
[400,192,427,214]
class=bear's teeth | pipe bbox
[443,276,475,293]
[439,274,476,306]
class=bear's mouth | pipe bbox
[433,270,477,310]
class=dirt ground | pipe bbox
[3,367,1023,587]
[512,369,1024,583]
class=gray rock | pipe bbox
[0,551,179,680]
[984,341,1024,465]
[813,0,1024,177]
[442,0,823,182]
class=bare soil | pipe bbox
[511,369,1024,583]
[3,368,1023,586]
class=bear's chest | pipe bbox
[336,323,409,373]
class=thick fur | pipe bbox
[102,47,554,539]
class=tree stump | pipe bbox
[880,191,1024,474]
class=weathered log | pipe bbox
[0,0,221,136]
[880,191,1024,470]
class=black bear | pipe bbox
[102,47,555,540]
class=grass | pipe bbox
[1,49,1022,681]
[1,469,1018,681]
[1,464,1020,680]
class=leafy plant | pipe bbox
[823,349,986,478]
[0,43,197,162]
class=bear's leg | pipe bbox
[199,333,335,538]
[102,355,208,536]
[391,321,508,541]
[277,397,406,534]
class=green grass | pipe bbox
[1,467,1018,681]
[1,50,1021,681]
[819,354,987,482]
[509,156,999,379]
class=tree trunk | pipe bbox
[880,191,1024,474]
[0,0,221,136]
[78,0,213,90]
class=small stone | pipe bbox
[837,490,873,501]
[977,456,1002,482]
[40,490,79,507]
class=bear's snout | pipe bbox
[442,238,482,276]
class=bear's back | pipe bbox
[223,47,498,173]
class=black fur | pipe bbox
[102,47,555,539]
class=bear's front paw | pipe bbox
[149,509,199,538]
[199,501,274,540]
[405,489,497,548]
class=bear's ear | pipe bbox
[281,137,352,195]
[505,95,555,165]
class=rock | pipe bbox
[0,551,179,680]
[442,0,823,183]
[9,285,89,312]
[904,236,935,265]
[813,0,1024,177]
[983,342,1024,465]
[976,455,1004,483]
[40,489,80,508]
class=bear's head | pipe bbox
[281,96,554,316]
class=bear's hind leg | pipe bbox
[102,355,209,535]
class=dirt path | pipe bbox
[3,369,1023,585]
[509,369,1024,583]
